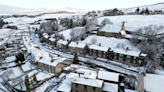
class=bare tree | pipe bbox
[91,37,97,44]
[86,17,98,31]
[98,10,101,13]
[130,28,144,46]
[70,28,85,41]
[91,10,96,13]
[101,18,113,26]
[138,44,159,67]
[70,28,76,40]
[143,25,164,43]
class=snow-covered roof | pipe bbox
[83,72,90,78]
[121,30,126,35]
[67,73,79,78]
[113,48,141,57]
[102,82,118,92]
[72,77,103,88]
[140,53,147,57]
[70,64,79,69]
[27,47,38,53]
[89,45,110,52]
[76,68,97,74]
[57,78,72,92]
[57,39,68,45]
[88,73,97,79]
[69,42,86,48]
[49,37,56,42]
[144,73,164,92]
[100,24,122,33]
[58,83,71,92]
[98,71,119,82]
[38,57,66,67]
[43,33,49,39]
[63,66,72,71]
[125,89,139,92]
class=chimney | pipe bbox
[79,73,80,77]
[99,43,101,46]
[121,22,125,31]
[51,58,54,62]
[126,47,129,52]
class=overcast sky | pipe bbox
[0,0,164,14]
[1,0,164,10]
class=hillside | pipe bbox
[121,2,164,13]
[98,15,164,32]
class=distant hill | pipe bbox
[0,4,88,15]
[0,4,40,15]
[121,2,164,13]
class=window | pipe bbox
[84,85,87,89]
[139,60,142,64]
[99,53,101,57]
[133,60,136,63]
[127,55,130,58]
[127,58,130,62]
[76,84,78,88]
[93,87,96,91]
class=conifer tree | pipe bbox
[33,74,37,83]
[73,52,78,64]
[25,75,30,90]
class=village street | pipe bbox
[27,32,143,76]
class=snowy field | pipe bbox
[36,14,83,20]
[4,14,83,24]
[0,28,14,39]
[79,35,139,51]
[98,15,164,32]
[121,3,164,13]
[59,27,83,40]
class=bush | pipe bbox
[6,26,18,30]
[16,53,25,62]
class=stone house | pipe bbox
[97,71,120,84]
[57,39,70,51]
[68,42,88,55]
[137,73,164,92]
[97,22,126,38]
[57,71,119,92]
[71,77,104,92]
[49,37,57,46]
[112,48,147,67]
[88,45,111,58]
[38,57,66,74]
[43,33,50,42]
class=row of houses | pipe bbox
[41,33,147,66]
[57,70,164,92]
[56,69,139,92]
